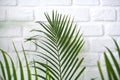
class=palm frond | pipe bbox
[27,11,85,80]
[0,49,11,80]
[97,39,120,80]
[0,43,35,80]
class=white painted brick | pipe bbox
[78,52,99,66]
[104,23,120,36]
[101,0,120,6]
[117,9,120,21]
[35,7,90,22]
[0,0,16,6]
[18,0,71,6]
[89,37,115,52]
[81,38,90,52]
[8,38,36,52]
[23,23,43,37]
[84,67,100,80]
[0,22,22,37]
[84,53,99,66]
[0,9,6,21]
[0,38,12,51]
[85,66,109,80]
[7,8,34,21]
[78,23,103,36]
[91,8,116,21]
[73,0,99,5]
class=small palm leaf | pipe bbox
[0,60,6,80]
[34,60,38,80]
[27,11,85,80]
[0,49,12,80]
[97,39,120,80]
[0,43,34,80]
[22,45,32,80]
[45,61,51,80]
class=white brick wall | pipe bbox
[101,0,120,6]
[73,0,100,5]
[117,9,120,21]
[89,37,115,52]
[18,0,71,6]
[0,22,22,37]
[0,9,6,21]
[0,0,120,80]
[0,0,16,6]
[35,7,90,21]
[79,23,103,36]
[7,8,34,21]
[91,8,116,21]
[104,23,120,36]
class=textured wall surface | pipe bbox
[0,0,120,80]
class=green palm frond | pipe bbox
[97,39,120,80]
[45,61,51,80]
[27,11,85,80]
[0,43,34,80]
[0,49,11,80]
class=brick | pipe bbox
[6,8,34,21]
[79,23,103,36]
[89,37,115,52]
[73,0,99,5]
[0,0,16,6]
[78,52,99,66]
[118,9,120,21]
[84,67,100,80]
[8,38,36,52]
[80,38,90,52]
[0,38,12,51]
[18,0,71,6]
[0,9,6,21]
[35,7,90,22]
[101,0,120,6]
[104,23,120,36]
[91,8,116,21]
[23,23,43,37]
[0,22,22,37]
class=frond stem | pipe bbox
[56,41,62,80]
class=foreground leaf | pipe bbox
[27,11,85,80]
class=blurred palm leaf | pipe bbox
[97,39,120,80]
[26,11,85,80]
[0,43,33,80]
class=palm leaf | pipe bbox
[0,59,6,80]
[0,49,11,80]
[45,61,51,80]
[33,59,38,80]
[0,49,17,80]
[27,11,85,80]
[0,43,35,80]
[22,45,32,80]
[97,61,104,80]
[97,39,120,80]
[13,43,25,80]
